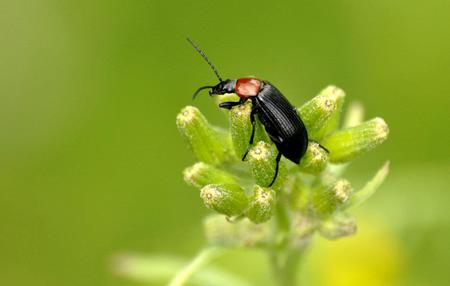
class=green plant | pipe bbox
[116,85,389,286]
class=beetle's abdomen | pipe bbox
[254,82,308,164]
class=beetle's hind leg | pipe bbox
[269,151,282,187]
[309,140,329,153]
[241,107,257,161]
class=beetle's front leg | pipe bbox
[219,98,244,110]
[241,107,257,161]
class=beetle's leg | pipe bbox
[309,140,330,153]
[241,107,257,161]
[269,151,282,187]
[219,98,244,110]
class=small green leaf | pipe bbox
[200,184,249,217]
[348,161,390,208]
[323,117,389,163]
[246,185,276,224]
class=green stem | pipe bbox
[269,196,303,286]
[269,249,302,286]
[168,247,223,286]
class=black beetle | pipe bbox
[188,38,313,187]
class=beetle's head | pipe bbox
[210,79,237,95]
[192,80,236,99]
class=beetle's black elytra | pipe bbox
[188,38,308,187]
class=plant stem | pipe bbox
[270,249,302,286]
[269,195,303,286]
[168,247,223,286]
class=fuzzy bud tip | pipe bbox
[249,141,271,161]
[176,106,198,127]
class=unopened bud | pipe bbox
[229,101,269,159]
[316,85,345,139]
[311,179,353,217]
[323,117,389,163]
[299,85,345,140]
[298,94,336,139]
[200,184,248,217]
[183,162,237,190]
[320,213,357,240]
[176,106,226,165]
[230,101,253,158]
[246,185,276,224]
[247,141,286,189]
[298,142,329,174]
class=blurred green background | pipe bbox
[1,0,449,285]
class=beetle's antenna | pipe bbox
[187,37,223,82]
[192,85,214,99]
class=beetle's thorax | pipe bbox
[236,78,262,99]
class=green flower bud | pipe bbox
[323,117,389,163]
[176,106,226,165]
[212,126,236,159]
[229,101,253,158]
[298,142,329,174]
[200,184,248,217]
[315,85,346,139]
[311,179,353,217]
[299,85,345,140]
[247,141,286,189]
[246,185,276,224]
[298,93,337,139]
[203,214,271,248]
[228,101,269,160]
[183,162,237,190]
[320,213,357,240]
